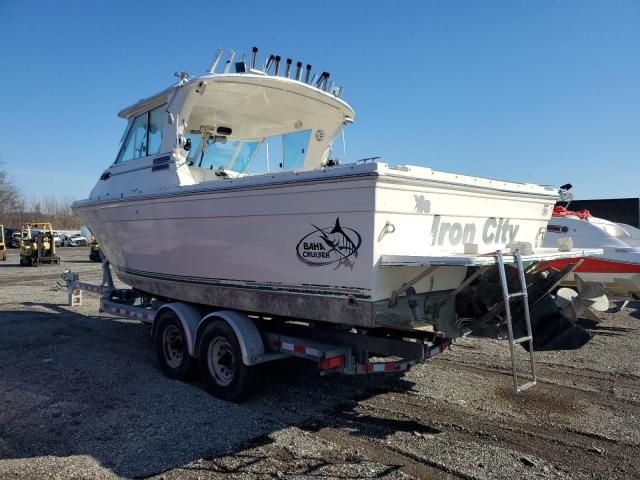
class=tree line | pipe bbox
[0,167,80,230]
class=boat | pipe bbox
[542,206,640,298]
[73,47,602,352]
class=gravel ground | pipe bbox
[0,248,639,479]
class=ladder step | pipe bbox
[508,292,527,299]
[513,336,532,343]
[496,249,537,394]
[517,381,537,393]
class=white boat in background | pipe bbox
[73,47,603,352]
[542,206,640,297]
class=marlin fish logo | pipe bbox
[296,218,362,268]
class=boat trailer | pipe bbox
[62,246,601,400]
[62,260,450,401]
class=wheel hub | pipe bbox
[207,337,235,386]
[162,325,184,368]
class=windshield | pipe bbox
[185,129,311,175]
[187,136,262,173]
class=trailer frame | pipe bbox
[62,260,450,401]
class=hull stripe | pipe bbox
[543,257,640,274]
[116,266,372,299]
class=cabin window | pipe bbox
[184,129,310,176]
[282,130,311,170]
[187,136,261,173]
[116,104,166,163]
[229,141,262,172]
[185,134,202,163]
[198,139,237,170]
[117,114,147,163]
[147,106,165,155]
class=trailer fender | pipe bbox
[153,303,201,356]
[196,311,265,366]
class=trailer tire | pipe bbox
[154,311,195,380]
[199,320,254,402]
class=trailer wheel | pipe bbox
[154,311,194,380]
[199,320,254,402]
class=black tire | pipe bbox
[154,310,194,380]
[199,320,255,402]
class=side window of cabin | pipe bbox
[116,104,166,163]
[117,115,147,163]
[147,105,165,156]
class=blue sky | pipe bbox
[0,0,638,200]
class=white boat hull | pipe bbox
[543,213,640,296]
[75,163,560,329]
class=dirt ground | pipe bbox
[0,248,639,479]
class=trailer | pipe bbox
[63,260,451,401]
[62,244,602,401]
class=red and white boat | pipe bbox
[542,206,640,297]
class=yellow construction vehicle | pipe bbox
[0,225,6,261]
[19,223,61,266]
[89,236,101,262]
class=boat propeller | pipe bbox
[554,275,609,323]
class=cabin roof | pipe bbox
[117,73,355,122]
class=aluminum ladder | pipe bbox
[496,250,537,393]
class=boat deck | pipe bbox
[380,247,603,267]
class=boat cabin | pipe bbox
[91,50,355,200]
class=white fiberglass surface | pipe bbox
[616,223,640,247]
[544,217,632,250]
[589,216,629,238]
[184,77,350,140]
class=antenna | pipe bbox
[274,56,281,75]
[264,54,275,72]
[223,50,236,73]
[251,47,258,69]
[304,64,312,83]
[285,58,292,78]
[295,61,302,81]
[315,72,330,90]
[208,48,224,73]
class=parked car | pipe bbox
[60,233,88,247]
[9,231,22,248]
[52,231,62,247]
